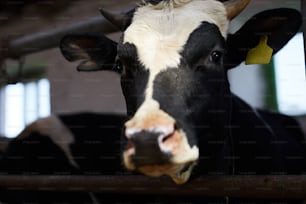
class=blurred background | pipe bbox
[0,0,305,138]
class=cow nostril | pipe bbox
[158,128,178,153]
[125,125,177,154]
[161,133,174,143]
[159,124,177,143]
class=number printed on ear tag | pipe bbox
[245,35,273,65]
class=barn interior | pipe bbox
[0,0,305,201]
[0,0,305,138]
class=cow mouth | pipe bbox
[123,129,199,184]
[138,161,197,184]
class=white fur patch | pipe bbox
[170,129,199,164]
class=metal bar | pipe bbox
[6,16,119,59]
[0,175,306,199]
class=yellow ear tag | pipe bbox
[245,35,273,65]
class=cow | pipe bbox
[0,113,127,203]
[0,0,306,203]
[59,0,306,185]
[0,136,10,156]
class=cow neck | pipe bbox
[228,95,285,174]
[212,86,235,175]
[193,92,235,176]
[226,93,235,175]
[214,93,235,175]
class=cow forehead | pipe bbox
[123,0,228,71]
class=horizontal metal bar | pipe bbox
[0,175,306,199]
[6,16,119,59]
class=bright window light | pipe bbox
[0,79,50,138]
[38,79,51,117]
[4,83,25,138]
[274,33,306,116]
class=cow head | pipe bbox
[60,0,302,184]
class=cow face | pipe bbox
[119,0,230,184]
[60,0,301,184]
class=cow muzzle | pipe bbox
[123,110,199,184]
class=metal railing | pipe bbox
[0,175,305,199]
[2,16,119,60]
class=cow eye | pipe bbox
[210,51,223,64]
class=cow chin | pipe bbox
[138,161,197,184]
[123,129,199,184]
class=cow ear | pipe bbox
[225,8,302,69]
[60,35,117,72]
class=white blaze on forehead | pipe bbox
[124,0,228,71]
[123,0,228,109]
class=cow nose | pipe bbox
[125,125,176,167]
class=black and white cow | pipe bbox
[60,0,306,184]
[1,0,306,203]
[0,113,127,203]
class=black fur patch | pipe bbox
[151,22,226,147]
[181,22,225,68]
[118,37,149,115]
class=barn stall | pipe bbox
[0,0,306,201]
